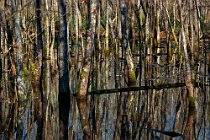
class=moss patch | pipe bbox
[128,70,137,87]
[81,119,86,128]
[187,96,195,103]
[81,69,87,79]
[23,65,30,79]
[29,61,36,76]
[104,48,109,58]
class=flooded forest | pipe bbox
[0,0,210,139]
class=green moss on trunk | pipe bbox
[29,61,36,76]
[128,70,137,87]
[104,48,109,58]
[23,65,30,79]
[187,95,196,109]
[81,69,87,79]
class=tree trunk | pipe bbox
[57,0,70,139]
[183,105,196,139]
[178,0,194,99]
[12,0,24,100]
[76,0,97,139]
[35,0,45,139]
[42,0,52,138]
[35,0,43,86]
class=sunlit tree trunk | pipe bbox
[42,0,52,138]
[120,0,136,87]
[50,0,57,74]
[57,0,70,139]
[75,0,82,45]
[76,0,97,139]
[96,1,101,89]
[145,1,151,87]
[178,0,194,99]
[104,0,109,86]
[189,0,196,79]
[155,0,160,65]
[0,0,4,83]
[74,0,83,68]
[12,0,24,100]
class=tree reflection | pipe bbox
[183,102,196,139]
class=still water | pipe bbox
[0,56,210,140]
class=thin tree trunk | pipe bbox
[178,0,194,99]
[35,0,44,139]
[42,0,51,138]
[50,0,57,74]
[104,0,109,87]
[155,0,160,65]
[35,0,43,86]
[12,0,24,99]
[0,0,4,84]
[0,2,4,128]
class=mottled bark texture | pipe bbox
[12,0,24,99]
[76,0,97,139]
[178,0,194,98]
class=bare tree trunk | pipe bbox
[57,0,70,139]
[155,0,160,65]
[76,0,97,139]
[35,0,43,87]
[104,0,109,86]
[34,0,45,139]
[0,1,4,128]
[12,0,24,100]
[178,0,194,99]
[42,0,52,138]
[0,0,4,84]
[50,0,57,74]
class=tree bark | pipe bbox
[12,0,24,99]
[35,0,44,139]
[35,0,43,86]
[178,0,194,98]
[57,0,70,139]
[76,0,97,139]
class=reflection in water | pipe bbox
[183,102,195,140]
[0,54,209,140]
[0,87,210,139]
[0,74,210,140]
